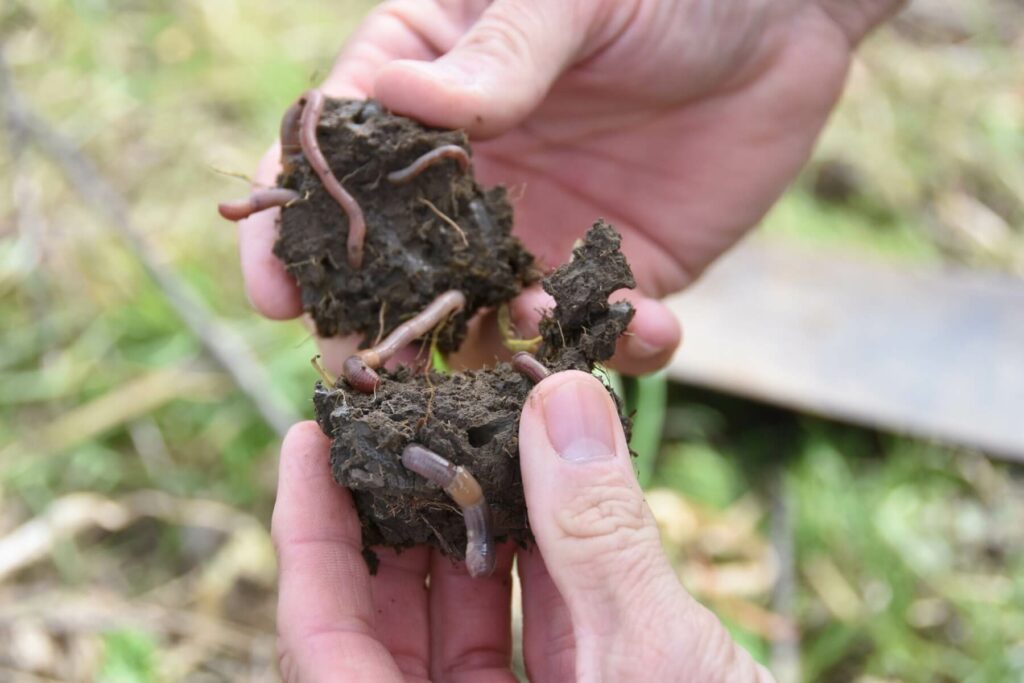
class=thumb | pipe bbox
[518,371,679,634]
[519,372,773,680]
[373,0,589,138]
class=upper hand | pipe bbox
[237,0,902,376]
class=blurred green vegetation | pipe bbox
[0,1,1021,681]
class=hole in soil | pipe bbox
[467,418,513,447]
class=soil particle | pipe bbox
[314,222,636,567]
[536,220,637,372]
[273,98,535,351]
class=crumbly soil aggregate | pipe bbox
[314,223,636,567]
[273,98,535,352]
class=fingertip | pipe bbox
[273,419,347,545]
[611,296,682,376]
[278,421,332,490]
[282,419,327,447]
[234,145,304,320]
[238,209,305,320]
[375,59,507,138]
[509,285,555,339]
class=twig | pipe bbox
[769,468,801,683]
[419,197,469,246]
[0,53,297,437]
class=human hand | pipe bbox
[239,0,904,375]
[274,370,772,681]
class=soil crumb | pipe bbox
[314,221,636,567]
[274,98,535,351]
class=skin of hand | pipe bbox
[239,0,905,377]
[274,371,775,682]
[264,0,906,680]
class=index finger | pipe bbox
[272,421,403,681]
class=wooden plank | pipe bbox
[664,239,1024,461]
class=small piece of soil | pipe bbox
[274,98,536,351]
[314,223,636,566]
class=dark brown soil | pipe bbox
[314,223,636,567]
[273,98,535,351]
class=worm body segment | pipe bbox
[297,89,368,269]
[217,188,300,221]
[341,290,467,392]
[401,444,495,578]
[342,355,380,393]
[387,144,471,185]
[511,352,551,384]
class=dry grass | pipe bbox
[0,1,1021,681]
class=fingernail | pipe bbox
[542,377,617,463]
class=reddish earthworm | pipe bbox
[298,89,368,269]
[217,188,300,221]
[401,443,495,578]
[511,352,551,384]
[341,290,467,392]
[387,144,471,185]
[341,355,380,394]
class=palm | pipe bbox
[473,3,852,295]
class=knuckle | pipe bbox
[554,469,652,557]
[277,641,300,683]
[463,12,535,64]
[696,616,747,673]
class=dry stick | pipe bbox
[342,290,467,393]
[401,444,495,578]
[770,469,801,683]
[511,352,551,384]
[0,55,297,437]
[297,89,367,269]
[387,144,471,185]
[217,188,300,221]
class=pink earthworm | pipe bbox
[298,89,368,269]
[511,352,551,384]
[401,443,495,578]
[217,188,300,222]
[342,290,467,393]
[387,144,471,185]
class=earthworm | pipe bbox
[217,188,300,221]
[511,352,551,384]
[298,89,368,269]
[387,145,471,185]
[341,290,467,392]
[401,443,495,578]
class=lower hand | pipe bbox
[273,371,773,681]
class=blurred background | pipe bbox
[0,1,1022,681]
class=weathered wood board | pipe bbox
[664,239,1024,461]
